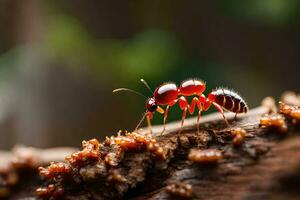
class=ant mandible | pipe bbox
[113,78,248,135]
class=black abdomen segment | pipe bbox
[214,88,248,113]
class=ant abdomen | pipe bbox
[213,88,248,113]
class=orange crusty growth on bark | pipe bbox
[103,132,165,167]
[39,162,72,179]
[188,149,222,164]
[36,132,168,199]
[37,139,102,198]
[65,139,101,166]
[166,182,193,199]
[260,113,288,133]
[230,127,247,146]
[105,132,166,160]
[279,102,300,122]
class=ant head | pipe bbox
[146,98,157,113]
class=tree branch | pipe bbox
[3,94,300,200]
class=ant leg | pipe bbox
[197,110,202,133]
[181,107,187,128]
[135,112,148,133]
[146,114,152,134]
[234,113,238,121]
[212,102,230,126]
[188,97,202,114]
[161,106,169,136]
[178,96,189,133]
[189,97,203,133]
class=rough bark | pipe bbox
[128,105,300,200]
[0,147,77,199]
[2,96,300,200]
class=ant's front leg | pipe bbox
[159,100,177,136]
[146,113,153,134]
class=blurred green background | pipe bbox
[0,0,299,149]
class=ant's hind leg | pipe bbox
[212,102,230,126]
[234,113,238,121]
[160,106,169,136]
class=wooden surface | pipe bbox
[2,102,300,200]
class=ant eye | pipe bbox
[146,98,157,112]
[150,103,157,112]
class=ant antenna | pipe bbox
[140,79,153,94]
[135,112,147,131]
[113,88,147,98]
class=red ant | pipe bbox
[113,78,248,135]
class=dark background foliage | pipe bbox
[0,0,299,149]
